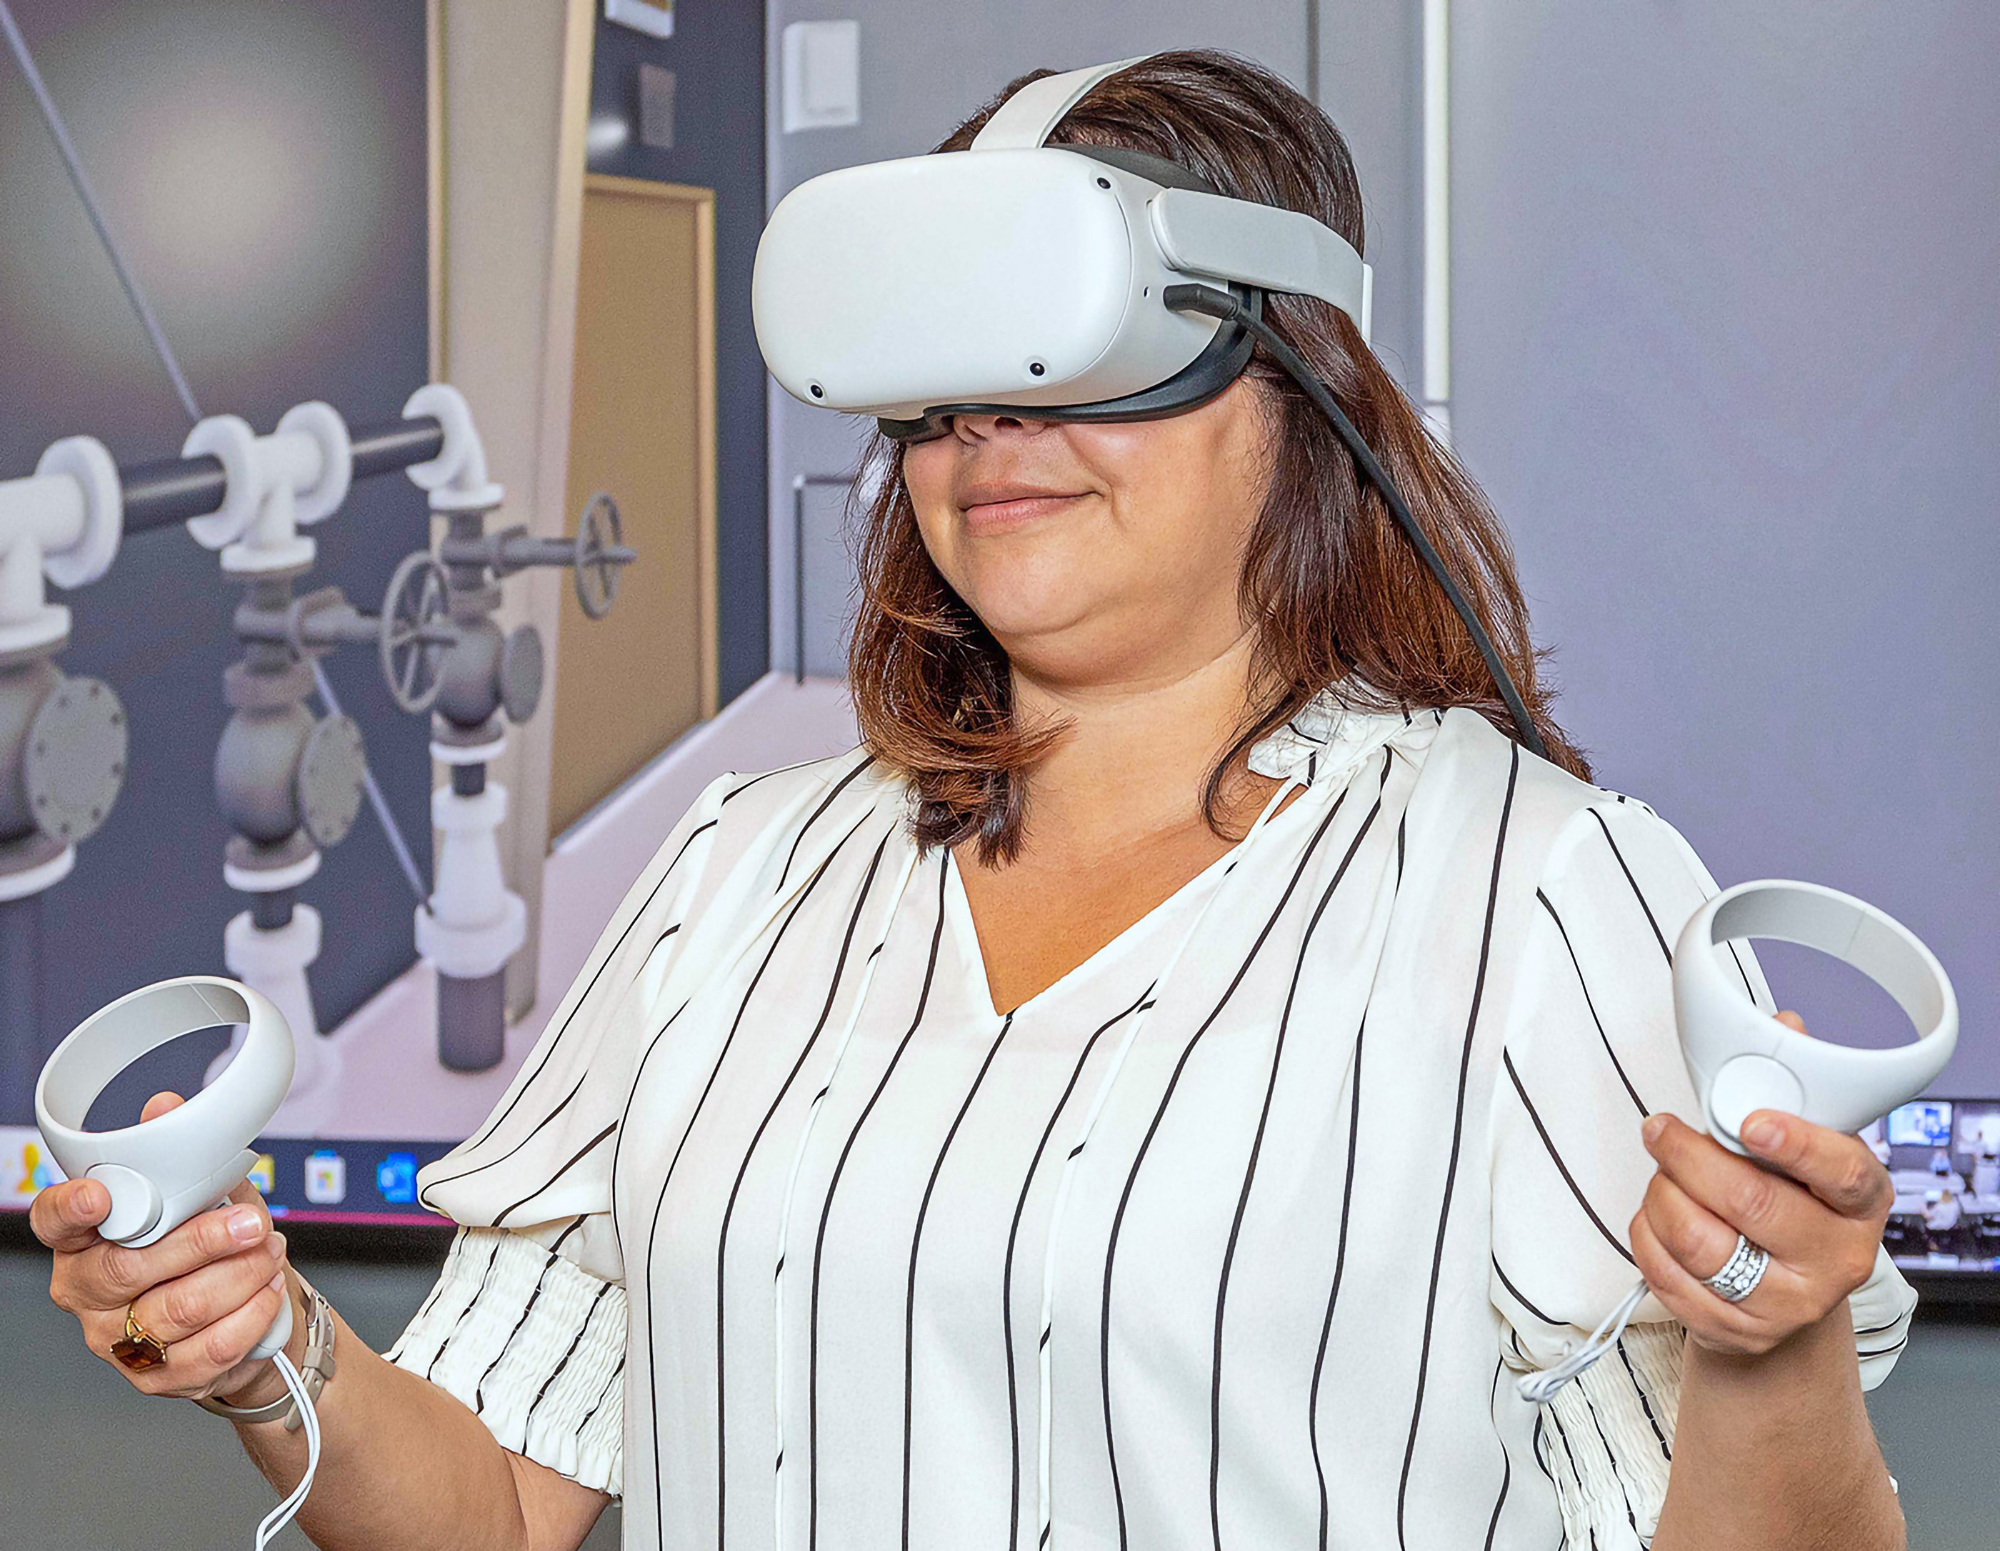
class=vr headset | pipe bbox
[754,57,1372,440]
[751,56,1543,756]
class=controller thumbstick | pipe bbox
[87,1163,163,1244]
[1707,1054,1806,1148]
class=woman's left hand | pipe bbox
[1631,1012,1893,1357]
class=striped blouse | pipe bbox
[388,693,1915,1550]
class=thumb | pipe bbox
[140,1090,187,1122]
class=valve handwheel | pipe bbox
[573,492,633,620]
[380,552,452,714]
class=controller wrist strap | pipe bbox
[196,1273,336,1428]
[193,1272,332,1550]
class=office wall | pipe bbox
[1447,1,1998,1090]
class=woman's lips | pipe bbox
[961,493,1083,533]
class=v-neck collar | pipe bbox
[937,779,1323,1023]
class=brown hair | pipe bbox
[844,49,1590,863]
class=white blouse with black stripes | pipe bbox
[387,693,1915,1551]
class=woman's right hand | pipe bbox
[30,1090,294,1405]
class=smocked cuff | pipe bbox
[1851,1244,1918,1392]
[388,1228,627,1497]
[1538,1322,1683,1549]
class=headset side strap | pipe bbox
[1151,188,1373,342]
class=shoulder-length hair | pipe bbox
[842,48,1590,863]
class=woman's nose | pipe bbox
[950,411,1053,444]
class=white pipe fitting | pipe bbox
[209,904,339,1134]
[183,401,352,575]
[0,434,123,656]
[416,777,527,980]
[402,383,504,513]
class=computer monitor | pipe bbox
[1875,1098,2000,1303]
[1888,1101,1955,1148]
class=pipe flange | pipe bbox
[181,415,260,551]
[0,831,74,902]
[447,583,505,620]
[430,716,505,758]
[295,714,366,848]
[276,402,352,526]
[25,675,128,845]
[499,625,544,724]
[223,830,320,892]
[34,436,123,590]
[0,631,69,671]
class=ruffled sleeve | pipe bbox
[384,770,735,1498]
[1487,796,1918,1547]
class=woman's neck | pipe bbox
[1005,631,1276,860]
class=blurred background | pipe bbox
[0,1,1992,1546]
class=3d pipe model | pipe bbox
[0,392,637,1131]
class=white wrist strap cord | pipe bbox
[253,1352,321,1550]
[1512,1279,1649,1404]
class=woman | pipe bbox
[34,50,1912,1551]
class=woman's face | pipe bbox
[900,378,1274,692]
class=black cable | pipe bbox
[1163,283,1547,759]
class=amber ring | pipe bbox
[110,1304,171,1372]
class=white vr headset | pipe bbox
[753,56,1374,441]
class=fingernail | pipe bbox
[227,1207,263,1243]
[1642,1114,1667,1145]
[268,1269,286,1291]
[268,1232,287,1261]
[1742,1116,1781,1150]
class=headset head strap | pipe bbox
[969,57,1149,150]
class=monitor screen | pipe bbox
[1869,1099,2000,1278]
[0,0,443,1230]
[1888,1101,1955,1148]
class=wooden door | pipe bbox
[550,173,718,838]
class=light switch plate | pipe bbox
[782,20,860,132]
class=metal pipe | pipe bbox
[117,416,446,535]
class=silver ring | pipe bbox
[1702,1232,1770,1303]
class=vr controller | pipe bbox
[1517,877,1957,1406]
[1676,880,1958,1154]
[35,976,296,1362]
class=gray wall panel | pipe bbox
[1449,1,1997,1087]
